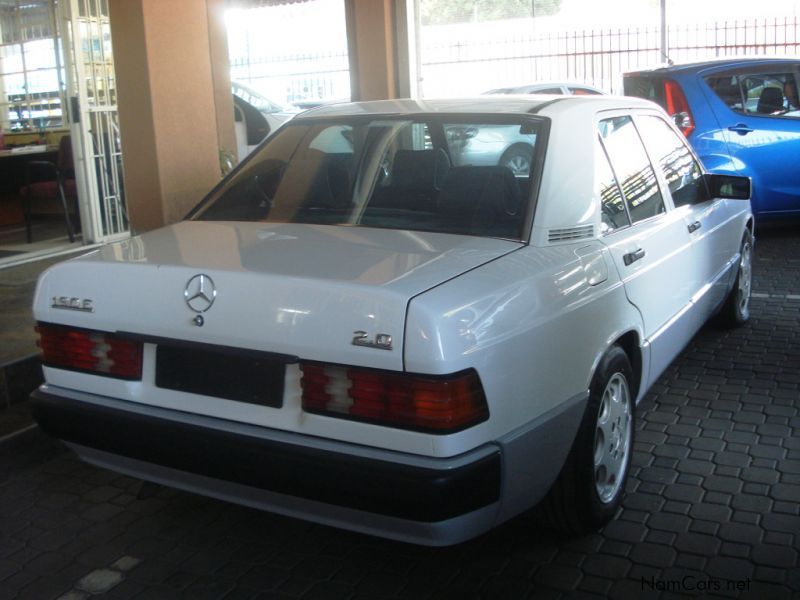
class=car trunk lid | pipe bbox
[34,221,522,372]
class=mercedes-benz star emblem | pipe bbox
[184,274,217,313]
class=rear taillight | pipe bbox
[663,79,695,137]
[300,363,489,433]
[36,323,143,380]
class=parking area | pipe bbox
[0,225,798,600]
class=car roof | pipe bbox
[625,56,800,75]
[293,95,657,120]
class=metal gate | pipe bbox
[59,0,128,243]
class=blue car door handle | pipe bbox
[728,123,754,135]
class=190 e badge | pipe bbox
[51,296,94,312]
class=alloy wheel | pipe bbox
[593,372,632,504]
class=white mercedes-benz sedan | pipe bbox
[30,96,753,546]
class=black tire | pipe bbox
[537,345,635,535]
[499,144,533,176]
[717,229,754,327]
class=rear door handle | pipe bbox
[688,221,702,233]
[623,248,646,266]
[727,123,754,135]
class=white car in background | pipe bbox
[485,81,606,96]
[450,81,607,175]
[232,81,297,158]
[31,96,752,546]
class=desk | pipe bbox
[0,146,59,194]
[0,145,58,158]
[0,146,60,226]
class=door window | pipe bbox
[599,116,665,223]
[706,72,800,118]
[595,139,630,233]
[636,116,704,207]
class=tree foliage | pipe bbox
[420,0,562,26]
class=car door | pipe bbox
[597,113,703,383]
[702,65,800,215]
[634,112,740,316]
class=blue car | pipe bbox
[624,58,800,219]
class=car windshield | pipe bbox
[193,115,543,241]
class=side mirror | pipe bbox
[704,173,751,200]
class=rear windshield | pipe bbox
[192,115,543,241]
[623,76,666,110]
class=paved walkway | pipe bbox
[0,225,798,599]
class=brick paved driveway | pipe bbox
[0,226,798,600]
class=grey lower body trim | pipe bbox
[494,390,589,524]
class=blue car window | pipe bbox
[706,76,744,112]
[706,73,800,118]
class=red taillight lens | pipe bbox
[663,78,695,137]
[300,363,489,433]
[36,323,143,380]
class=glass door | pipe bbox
[59,0,128,243]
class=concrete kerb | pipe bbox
[0,352,43,452]
[0,352,42,408]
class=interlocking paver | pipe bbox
[628,543,677,568]
[705,556,756,581]
[663,483,704,503]
[688,503,732,523]
[718,522,764,545]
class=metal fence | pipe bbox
[228,16,800,103]
[229,50,350,105]
[418,17,800,96]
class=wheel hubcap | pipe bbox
[737,239,753,316]
[505,154,530,176]
[593,373,632,504]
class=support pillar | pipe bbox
[108,0,235,232]
[345,0,399,101]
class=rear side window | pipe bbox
[636,116,704,207]
[706,72,800,118]
[599,116,666,223]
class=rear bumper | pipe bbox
[31,385,502,545]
